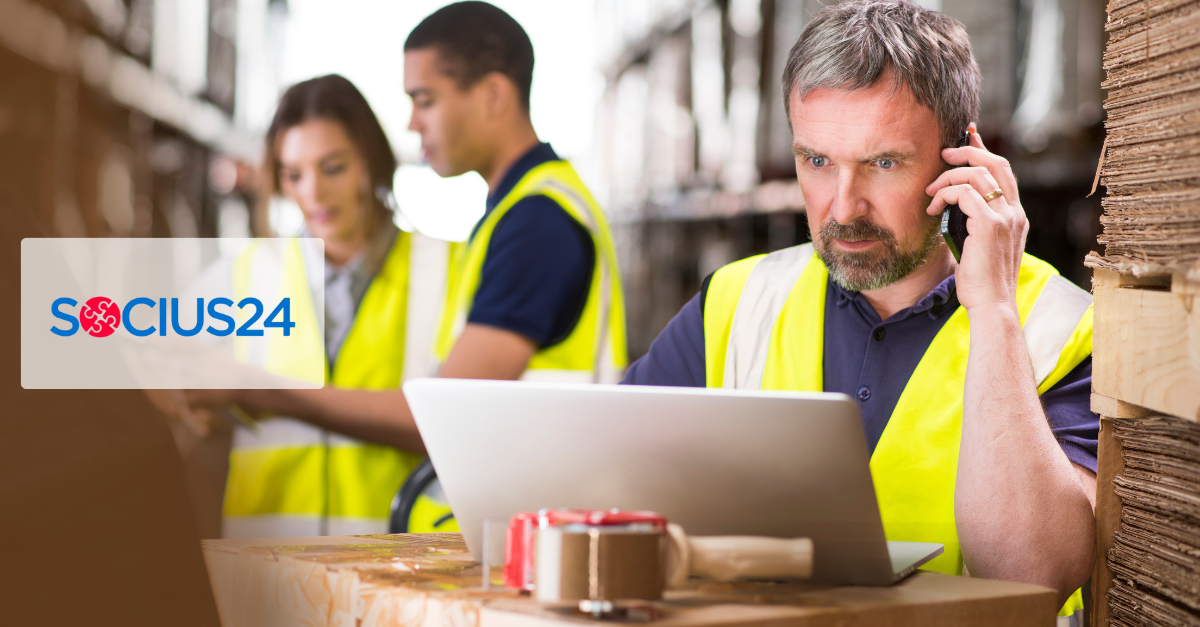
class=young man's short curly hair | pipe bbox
[404,1,535,111]
[782,0,981,149]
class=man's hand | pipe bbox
[927,126,1095,605]
[924,124,1028,315]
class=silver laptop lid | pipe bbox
[404,379,898,585]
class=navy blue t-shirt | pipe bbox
[466,143,595,348]
[623,271,1100,473]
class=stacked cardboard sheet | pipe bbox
[1108,416,1200,626]
[1087,0,1200,276]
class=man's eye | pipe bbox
[808,156,827,168]
[877,159,896,169]
[284,171,301,183]
[322,163,346,176]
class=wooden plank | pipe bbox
[1090,393,1155,419]
[1090,418,1126,627]
[485,575,1058,627]
[202,534,1059,627]
[1092,268,1200,421]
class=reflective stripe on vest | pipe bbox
[433,160,628,384]
[223,233,447,538]
[702,243,1091,616]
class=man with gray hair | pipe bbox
[623,0,1097,620]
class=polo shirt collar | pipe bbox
[485,142,560,211]
[832,273,957,324]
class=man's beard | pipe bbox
[814,214,942,292]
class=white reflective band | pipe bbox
[404,233,449,383]
[238,244,283,368]
[723,244,815,390]
[223,514,320,539]
[232,417,365,449]
[327,517,389,536]
[222,515,387,539]
[298,237,326,315]
[540,180,597,230]
[542,179,616,382]
[1022,274,1092,384]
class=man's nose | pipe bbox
[407,110,421,133]
[828,170,868,225]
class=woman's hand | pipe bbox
[143,388,228,439]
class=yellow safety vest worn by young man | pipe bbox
[222,230,445,538]
[434,159,628,383]
[702,243,1092,618]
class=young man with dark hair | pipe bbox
[403,1,627,386]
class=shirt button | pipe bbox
[857,386,871,401]
[873,328,886,341]
[933,303,943,315]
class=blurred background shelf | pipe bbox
[0,0,287,245]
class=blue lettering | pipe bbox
[263,298,295,336]
[171,297,204,337]
[206,297,235,336]
[122,298,157,337]
[236,298,264,336]
[53,297,297,337]
[50,298,79,336]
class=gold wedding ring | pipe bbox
[982,189,1004,202]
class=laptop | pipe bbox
[403,379,943,585]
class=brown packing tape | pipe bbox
[535,527,665,602]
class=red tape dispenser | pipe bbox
[504,509,813,618]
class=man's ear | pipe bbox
[480,72,517,119]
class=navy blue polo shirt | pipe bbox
[466,143,595,348]
[622,271,1100,473]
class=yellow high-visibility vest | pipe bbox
[702,243,1091,617]
[222,232,445,538]
[434,160,628,383]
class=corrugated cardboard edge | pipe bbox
[201,537,487,627]
[1090,416,1127,627]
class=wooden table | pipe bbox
[202,533,1057,627]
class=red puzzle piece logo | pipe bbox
[80,296,122,337]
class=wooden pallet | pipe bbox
[1089,269,1200,626]
[1092,269,1200,422]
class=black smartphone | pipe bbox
[939,130,973,262]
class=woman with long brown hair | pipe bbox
[186,74,448,538]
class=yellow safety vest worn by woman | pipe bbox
[434,159,628,383]
[702,243,1091,618]
[222,228,446,538]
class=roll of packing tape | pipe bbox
[534,524,665,603]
